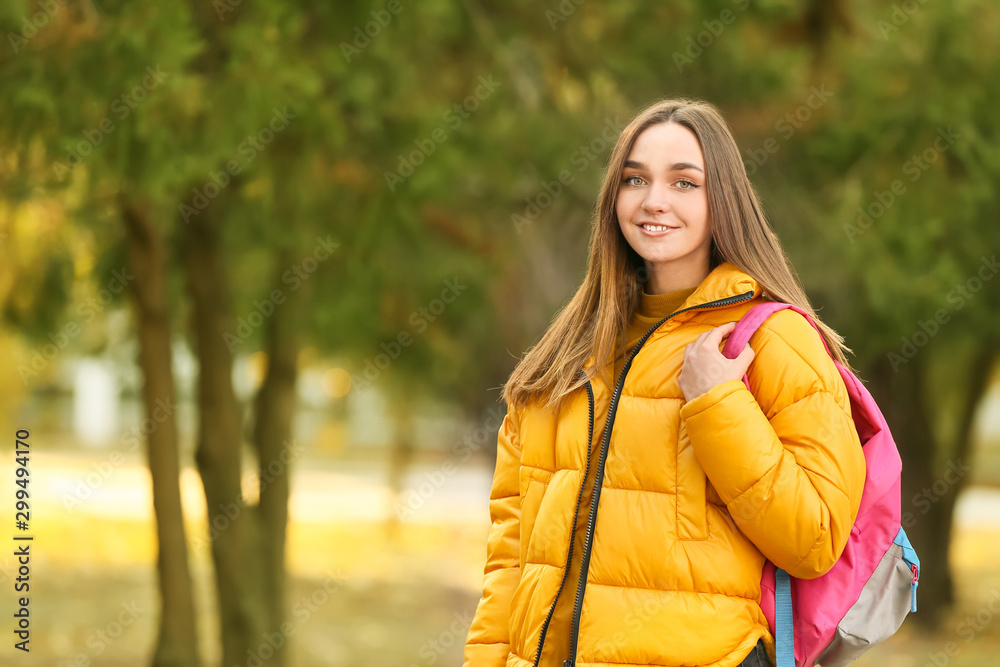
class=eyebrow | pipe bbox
[624,159,703,173]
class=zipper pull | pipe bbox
[564,661,574,667]
[910,563,919,613]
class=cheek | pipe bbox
[616,191,636,223]
[680,197,710,234]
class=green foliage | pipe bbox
[2,0,999,411]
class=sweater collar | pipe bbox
[637,286,698,319]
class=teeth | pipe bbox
[642,224,672,232]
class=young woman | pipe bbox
[462,98,866,667]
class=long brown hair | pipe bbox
[503,97,853,411]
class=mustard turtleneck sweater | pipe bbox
[612,285,699,382]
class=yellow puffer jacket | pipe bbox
[463,262,867,667]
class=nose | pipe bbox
[641,180,673,215]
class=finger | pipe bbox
[703,321,737,349]
[693,328,713,344]
[734,343,756,375]
[695,322,732,346]
[688,334,709,355]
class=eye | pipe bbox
[675,179,699,190]
[622,175,645,186]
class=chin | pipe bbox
[631,243,691,264]
[642,253,688,265]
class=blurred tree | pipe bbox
[1,2,205,662]
[2,1,998,655]
[122,196,203,667]
[369,0,1000,624]
[0,1,336,663]
[757,2,1000,622]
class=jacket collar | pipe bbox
[646,262,762,344]
[641,261,761,345]
[583,262,761,372]
[670,261,761,315]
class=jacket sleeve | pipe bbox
[678,310,866,579]
[463,406,522,666]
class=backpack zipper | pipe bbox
[562,288,756,667]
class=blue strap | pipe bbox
[775,568,795,667]
[893,527,920,613]
[893,527,920,568]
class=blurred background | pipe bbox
[1,0,999,665]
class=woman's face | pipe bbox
[616,122,713,292]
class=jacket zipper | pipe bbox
[531,369,595,667]
[562,288,756,667]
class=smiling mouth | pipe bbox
[639,223,678,233]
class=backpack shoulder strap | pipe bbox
[722,301,833,361]
[774,568,795,667]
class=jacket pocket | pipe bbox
[518,467,552,570]
[676,421,708,540]
[520,480,544,570]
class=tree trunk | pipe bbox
[928,341,998,612]
[250,249,309,667]
[866,352,948,624]
[181,212,266,665]
[865,341,996,627]
[385,396,415,544]
[120,197,202,667]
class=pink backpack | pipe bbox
[721,302,920,667]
